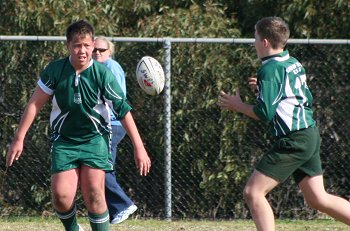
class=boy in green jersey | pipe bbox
[6,20,151,231]
[218,16,350,230]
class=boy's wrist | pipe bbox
[13,132,25,142]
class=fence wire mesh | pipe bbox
[0,39,349,220]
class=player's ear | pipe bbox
[263,38,269,48]
[66,40,71,51]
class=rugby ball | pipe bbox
[136,56,165,95]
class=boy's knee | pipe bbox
[84,187,106,211]
[87,189,103,203]
[52,192,73,211]
[243,185,254,203]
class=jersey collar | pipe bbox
[261,50,290,65]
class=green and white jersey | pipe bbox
[253,50,315,137]
[38,57,131,143]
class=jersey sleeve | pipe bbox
[253,67,284,123]
[37,63,55,95]
[101,68,131,120]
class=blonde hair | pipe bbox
[95,36,115,56]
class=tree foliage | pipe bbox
[235,0,350,38]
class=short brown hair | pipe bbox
[66,19,94,43]
[255,17,290,49]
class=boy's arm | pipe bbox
[120,112,151,176]
[6,87,50,167]
[218,90,260,120]
[103,70,151,175]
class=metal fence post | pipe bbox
[163,39,172,220]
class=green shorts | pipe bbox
[51,134,114,174]
[256,126,323,184]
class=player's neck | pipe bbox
[267,48,284,56]
[261,48,284,59]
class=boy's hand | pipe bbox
[6,138,24,167]
[218,90,260,120]
[248,75,258,96]
[134,147,151,176]
[218,90,243,112]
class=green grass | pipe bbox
[0,217,348,230]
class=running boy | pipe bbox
[6,20,151,231]
[218,16,350,231]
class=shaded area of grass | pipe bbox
[0,217,348,230]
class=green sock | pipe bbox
[88,210,110,231]
[55,205,79,231]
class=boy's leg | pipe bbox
[88,210,110,231]
[55,204,79,231]
[80,165,109,231]
[243,170,279,231]
[51,169,80,230]
[299,175,350,226]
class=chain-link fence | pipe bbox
[0,37,350,220]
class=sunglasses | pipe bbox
[93,48,108,53]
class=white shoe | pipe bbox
[110,204,138,224]
[78,224,85,231]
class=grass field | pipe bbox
[0,217,348,231]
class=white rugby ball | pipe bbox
[136,56,165,96]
